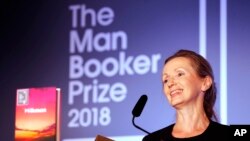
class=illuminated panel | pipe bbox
[199,0,207,58]
[220,0,228,125]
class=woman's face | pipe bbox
[162,57,206,109]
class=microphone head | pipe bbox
[132,95,148,117]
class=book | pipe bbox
[95,135,114,141]
[15,87,61,141]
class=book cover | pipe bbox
[95,135,115,141]
[15,87,61,141]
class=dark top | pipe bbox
[142,120,229,141]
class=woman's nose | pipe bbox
[167,77,175,88]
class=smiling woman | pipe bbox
[142,49,229,141]
[162,56,210,110]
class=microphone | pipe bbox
[132,94,150,134]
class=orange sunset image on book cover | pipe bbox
[15,87,61,141]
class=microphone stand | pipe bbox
[132,116,150,134]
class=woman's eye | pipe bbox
[177,72,184,77]
[163,79,168,84]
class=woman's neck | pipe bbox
[172,107,210,138]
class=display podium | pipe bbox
[95,135,114,141]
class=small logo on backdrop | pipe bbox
[17,89,29,105]
[230,125,250,140]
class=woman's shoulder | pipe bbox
[206,120,229,138]
[142,124,174,141]
[210,120,230,129]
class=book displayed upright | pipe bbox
[15,87,61,141]
[95,135,115,141]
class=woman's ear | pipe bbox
[201,76,212,92]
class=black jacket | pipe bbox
[142,120,229,141]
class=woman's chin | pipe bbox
[171,99,184,108]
